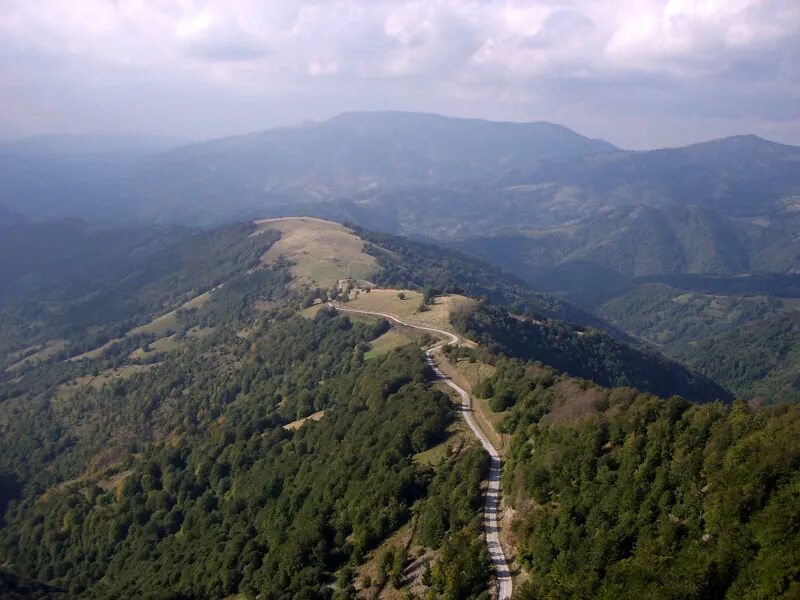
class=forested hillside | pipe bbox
[452,302,730,404]
[0,221,284,371]
[444,347,800,599]
[0,305,491,599]
[680,311,800,404]
[1,216,798,599]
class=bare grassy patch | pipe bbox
[129,291,211,337]
[6,339,66,372]
[254,216,378,288]
[344,289,473,335]
[413,419,469,467]
[454,359,496,390]
[541,380,605,426]
[283,410,326,431]
[70,293,213,361]
[365,328,420,360]
[57,364,158,399]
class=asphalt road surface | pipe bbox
[332,304,513,600]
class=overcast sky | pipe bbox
[1,0,798,149]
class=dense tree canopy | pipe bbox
[475,356,800,599]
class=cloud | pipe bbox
[177,10,269,61]
[0,0,798,148]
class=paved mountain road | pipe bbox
[332,304,513,600]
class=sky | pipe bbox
[1,0,799,149]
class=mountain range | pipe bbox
[2,111,800,407]
[3,111,798,274]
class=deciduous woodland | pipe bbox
[0,218,797,599]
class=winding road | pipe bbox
[332,304,513,600]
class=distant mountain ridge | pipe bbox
[454,203,800,293]
[0,111,621,225]
[2,111,798,234]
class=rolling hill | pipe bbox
[0,215,795,600]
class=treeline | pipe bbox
[473,356,800,599]
[351,226,615,333]
[453,302,731,404]
[0,223,282,371]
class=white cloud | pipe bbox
[0,0,797,147]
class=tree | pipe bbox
[390,546,408,588]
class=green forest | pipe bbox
[1,218,799,599]
[0,308,491,599]
[468,354,800,599]
[451,301,730,404]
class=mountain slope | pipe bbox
[0,112,617,225]
[680,311,800,403]
[1,215,795,600]
[499,134,800,219]
[453,204,800,302]
[488,353,800,599]
[452,302,731,404]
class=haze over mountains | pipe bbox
[3,110,800,403]
[0,111,615,224]
[3,111,798,254]
[2,111,800,598]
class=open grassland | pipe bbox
[365,327,422,360]
[129,291,211,337]
[57,364,157,400]
[299,300,325,319]
[344,289,473,334]
[453,359,496,390]
[413,417,470,467]
[254,216,378,288]
[129,327,214,361]
[69,292,213,361]
[6,339,66,372]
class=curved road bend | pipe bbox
[332,305,513,600]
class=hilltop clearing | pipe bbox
[343,288,473,335]
[254,216,377,287]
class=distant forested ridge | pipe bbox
[680,311,800,404]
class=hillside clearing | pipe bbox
[253,216,378,288]
[128,291,212,337]
[69,292,213,361]
[6,339,66,372]
[283,410,326,431]
[413,417,470,467]
[56,364,158,400]
[365,327,422,360]
[343,289,473,335]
